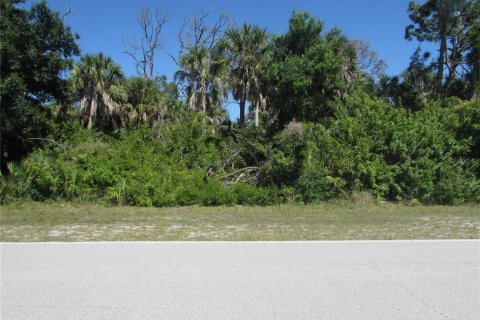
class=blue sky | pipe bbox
[25,0,430,119]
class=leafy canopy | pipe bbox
[0,0,80,171]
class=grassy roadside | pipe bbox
[1,201,479,241]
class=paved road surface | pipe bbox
[1,240,479,320]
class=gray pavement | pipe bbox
[1,240,479,320]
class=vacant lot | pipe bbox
[1,202,479,241]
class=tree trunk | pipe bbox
[254,91,265,127]
[472,55,479,99]
[436,35,447,95]
[87,97,96,130]
[188,65,196,110]
[79,96,88,126]
[188,91,195,109]
[79,96,87,114]
[200,79,207,113]
[239,88,246,127]
[149,55,154,79]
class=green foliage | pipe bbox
[453,99,480,160]
[0,112,282,206]
[71,52,125,130]
[325,93,478,204]
[1,6,479,207]
[11,94,479,205]
[0,0,80,171]
[231,184,281,205]
[257,93,478,204]
[267,12,358,128]
[381,49,436,111]
[221,23,271,126]
[261,121,305,186]
[0,162,33,203]
[121,77,165,126]
[279,11,324,56]
[174,45,229,115]
[405,0,479,96]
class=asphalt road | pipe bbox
[1,240,479,320]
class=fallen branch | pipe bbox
[220,166,259,181]
[221,166,260,187]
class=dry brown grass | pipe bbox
[1,201,479,241]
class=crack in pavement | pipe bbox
[361,262,455,320]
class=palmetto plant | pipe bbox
[71,53,126,129]
[107,178,126,205]
[220,24,271,126]
[5,162,32,196]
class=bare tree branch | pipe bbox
[174,10,231,64]
[61,8,73,20]
[122,37,144,76]
[123,7,168,79]
[221,167,259,180]
[171,11,231,102]
[352,40,387,79]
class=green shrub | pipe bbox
[2,94,478,206]
[201,180,236,206]
[232,184,282,206]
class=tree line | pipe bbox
[1,0,479,206]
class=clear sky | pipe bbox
[24,0,429,119]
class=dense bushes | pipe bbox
[2,96,478,206]
[2,2,478,207]
[294,94,480,204]
[0,111,280,206]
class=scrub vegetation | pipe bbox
[1,0,479,208]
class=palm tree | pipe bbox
[207,48,230,112]
[174,46,229,114]
[326,28,358,96]
[71,53,125,129]
[174,48,199,110]
[122,76,164,126]
[220,24,271,126]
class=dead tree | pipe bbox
[124,7,168,79]
[173,11,230,64]
[170,11,231,109]
[221,167,260,187]
[352,40,387,80]
[61,8,73,20]
[204,166,215,183]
